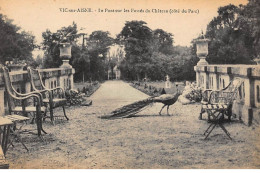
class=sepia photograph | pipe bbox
[0,0,259,170]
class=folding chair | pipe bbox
[201,78,244,139]
[199,89,213,120]
[0,146,9,169]
[0,117,13,155]
[4,115,30,152]
[203,105,232,140]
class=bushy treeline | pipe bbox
[117,21,198,81]
[205,0,260,64]
[1,0,258,82]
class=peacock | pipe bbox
[100,85,181,119]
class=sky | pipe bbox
[0,0,248,53]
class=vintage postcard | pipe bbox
[0,0,259,170]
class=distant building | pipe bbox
[107,44,125,80]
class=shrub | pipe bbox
[65,89,86,106]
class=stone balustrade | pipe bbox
[194,64,260,126]
[0,67,75,117]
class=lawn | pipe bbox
[5,80,260,169]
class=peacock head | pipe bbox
[175,84,183,95]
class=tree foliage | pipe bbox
[71,48,90,82]
[242,0,260,59]
[42,22,80,68]
[0,14,35,64]
[86,31,114,81]
[205,2,259,64]
[118,20,195,81]
[152,29,174,55]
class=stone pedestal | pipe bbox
[197,56,208,66]
[60,60,72,69]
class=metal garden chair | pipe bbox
[200,78,244,140]
[199,89,213,120]
[27,67,69,124]
[1,66,47,139]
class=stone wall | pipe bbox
[0,68,75,117]
[194,64,260,126]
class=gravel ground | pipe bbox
[5,80,260,169]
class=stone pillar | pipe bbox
[242,78,253,125]
[201,72,207,89]
[195,69,200,87]
[59,43,75,90]
[212,73,218,90]
[59,76,65,89]
[70,68,75,90]
[45,78,50,89]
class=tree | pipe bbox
[71,48,90,82]
[152,29,174,55]
[42,22,80,68]
[117,20,196,81]
[118,20,153,80]
[87,31,114,80]
[205,4,255,64]
[240,0,260,59]
[0,14,35,64]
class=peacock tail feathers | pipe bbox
[100,90,181,119]
[100,97,155,119]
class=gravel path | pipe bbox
[6,80,260,169]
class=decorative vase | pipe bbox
[195,38,210,66]
[59,43,72,68]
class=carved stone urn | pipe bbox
[59,42,72,68]
[195,38,210,66]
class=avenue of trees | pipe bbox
[40,20,197,81]
[117,20,197,81]
[0,0,259,82]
